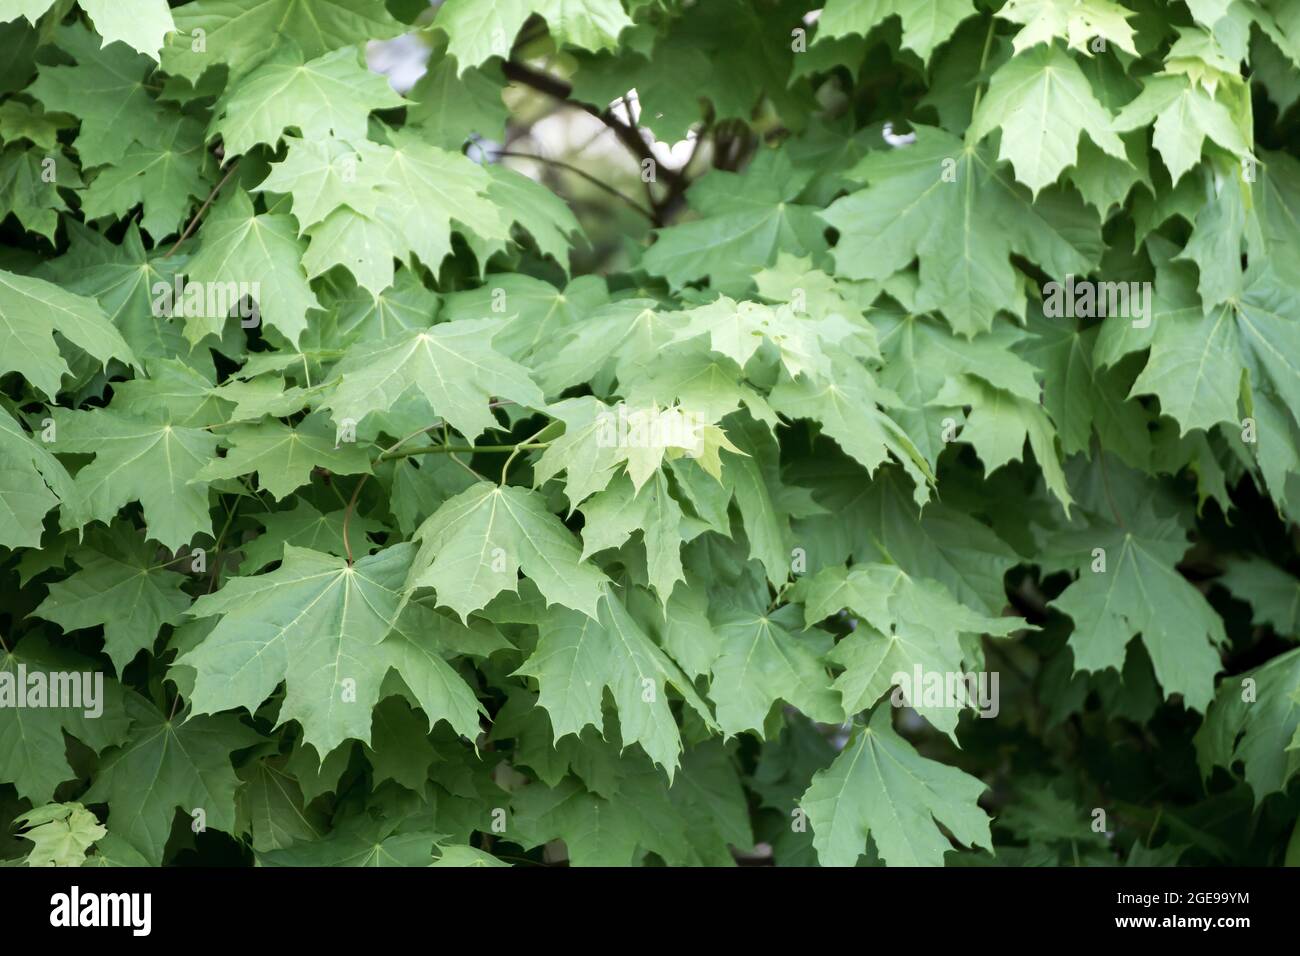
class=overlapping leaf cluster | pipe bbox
[0,0,1298,868]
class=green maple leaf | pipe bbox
[238,500,383,573]
[257,812,444,867]
[482,163,585,269]
[1112,75,1253,185]
[508,777,643,866]
[792,456,1021,614]
[42,223,192,365]
[161,0,405,82]
[16,802,107,867]
[184,189,321,345]
[78,0,175,60]
[196,412,371,500]
[211,47,406,157]
[1049,507,1227,711]
[620,340,779,429]
[670,295,832,379]
[0,268,137,399]
[800,706,993,866]
[257,133,508,293]
[1218,557,1300,638]
[108,358,227,427]
[643,151,827,292]
[798,564,1025,735]
[0,404,73,548]
[84,692,262,864]
[570,43,712,144]
[236,754,326,852]
[432,845,510,867]
[0,99,68,151]
[770,356,934,505]
[435,0,632,73]
[28,25,165,167]
[79,113,210,239]
[406,44,508,149]
[0,144,79,241]
[996,0,1138,57]
[406,481,609,620]
[968,44,1128,195]
[1115,265,1300,437]
[51,406,215,549]
[0,635,131,805]
[1018,312,1151,469]
[1195,647,1300,801]
[440,273,608,365]
[821,125,1102,336]
[707,602,841,737]
[534,395,736,510]
[33,525,191,674]
[308,267,440,350]
[516,586,715,776]
[931,374,1073,511]
[814,0,976,63]
[578,472,688,603]
[323,321,543,439]
[4,1,178,61]
[871,309,1044,468]
[183,544,439,755]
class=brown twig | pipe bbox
[501,60,686,222]
[165,161,241,258]
[491,149,656,221]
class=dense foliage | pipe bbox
[0,0,1298,868]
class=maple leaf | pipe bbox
[798,563,1027,735]
[1049,507,1227,712]
[257,132,508,293]
[516,585,716,776]
[0,268,137,398]
[968,44,1128,195]
[995,0,1138,57]
[0,404,73,548]
[181,544,482,755]
[708,603,842,737]
[161,0,405,82]
[196,411,371,500]
[406,482,609,620]
[643,151,827,292]
[0,635,131,805]
[79,113,210,240]
[51,406,216,549]
[1112,75,1253,185]
[801,706,993,866]
[435,0,632,73]
[28,24,166,167]
[1195,647,1300,802]
[0,0,1296,871]
[33,525,191,674]
[16,802,107,867]
[815,0,976,64]
[0,144,78,241]
[84,692,262,864]
[323,321,544,439]
[211,47,406,158]
[821,125,1102,336]
[184,189,321,345]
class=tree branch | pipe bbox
[501,60,686,218]
[491,150,656,221]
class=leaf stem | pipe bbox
[969,16,998,119]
